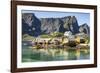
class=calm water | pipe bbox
[22,45,90,62]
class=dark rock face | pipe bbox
[22,13,88,36]
[79,23,90,35]
[40,18,64,34]
[22,13,41,36]
[41,16,79,34]
[62,16,79,34]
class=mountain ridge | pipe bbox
[22,13,89,36]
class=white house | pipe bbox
[64,31,72,37]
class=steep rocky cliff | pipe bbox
[79,23,90,35]
[62,16,79,34]
[22,13,89,36]
[22,13,41,36]
[40,18,64,34]
[40,16,79,34]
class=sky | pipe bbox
[22,10,90,26]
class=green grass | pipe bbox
[22,34,35,41]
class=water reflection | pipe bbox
[22,44,90,62]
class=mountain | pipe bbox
[62,16,79,34]
[40,18,64,34]
[79,23,90,35]
[22,13,41,36]
[40,16,79,34]
[22,13,87,36]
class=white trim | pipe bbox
[17,5,94,68]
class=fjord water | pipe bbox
[22,45,90,62]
